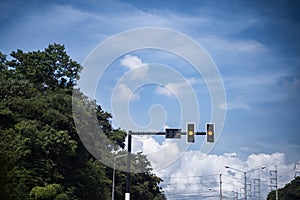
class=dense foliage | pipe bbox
[0,44,166,200]
[267,176,300,200]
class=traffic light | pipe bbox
[206,123,215,143]
[187,123,195,143]
[165,129,181,139]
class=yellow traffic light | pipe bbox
[187,123,195,143]
[206,123,215,143]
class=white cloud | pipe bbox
[246,153,285,169]
[130,135,298,199]
[187,77,197,85]
[200,35,268,54]
[120,54,149,80]
[149,151,298,199]
[224,152,238,157]
[155,85,173,97]
[218,102,250,110]
[155,78,197,97]
[113,83,139,102]
[121,54,146,69]
[111,54,151,103]
[223,71,291,105]
[163,124,170,130]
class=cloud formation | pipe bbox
[113,83,140,102]
[129,136,298,199]
[218,102,250,111]
[120,54,149,80]
[2,2,300,199]
[156,151,297,199]
[155,78,197,97]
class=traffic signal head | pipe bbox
[187,123,195,143]
[206,123,215,143]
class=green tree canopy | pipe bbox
[267,176,300,200]
[0,44,166,200]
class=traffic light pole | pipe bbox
[124,124,212,200]
[128,131,206,135]
[125,132,132,200]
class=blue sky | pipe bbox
[1,0,300,198]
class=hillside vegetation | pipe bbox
[0,44,166,200]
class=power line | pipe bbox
[160,180,219,187]
[160,173,219,179]
[222,174,244,185]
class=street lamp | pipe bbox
[225,165,265,200]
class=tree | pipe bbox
[0,44,83,200]
[267,176,300,200]
[0,44,166,200]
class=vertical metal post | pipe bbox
[295,163,300,178]
[240,188,243,199]
[220,173,222,200]
[270,166,278,200]
[232,191,238,200]
[244,172,247,200]
[275,166,278,200]
[253,177,260,200]
[112,157,116,200]
[125,131,132,200]
[258,177,260,200]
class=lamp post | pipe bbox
[112,154,127,200]
[225,165,265,200]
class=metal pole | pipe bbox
[125,132,132,200]
[247,182,251,200]
[244,172,247,200]
[240,188,243,199]
[112,157,116,200]
[253,177,260,200]
[220,173,222,200]
[258,176,260,200]
[275,166,278,200]
[295,163,300,178]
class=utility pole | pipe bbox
[244,172,247,200]
[220,173,222,200]
[294,163,300,178]
[232,191,238,200]
[225,166,265,200]
[246,182,251,200]
[270,166,278,200]
[253,177,260,200]
[240,188,244,200]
